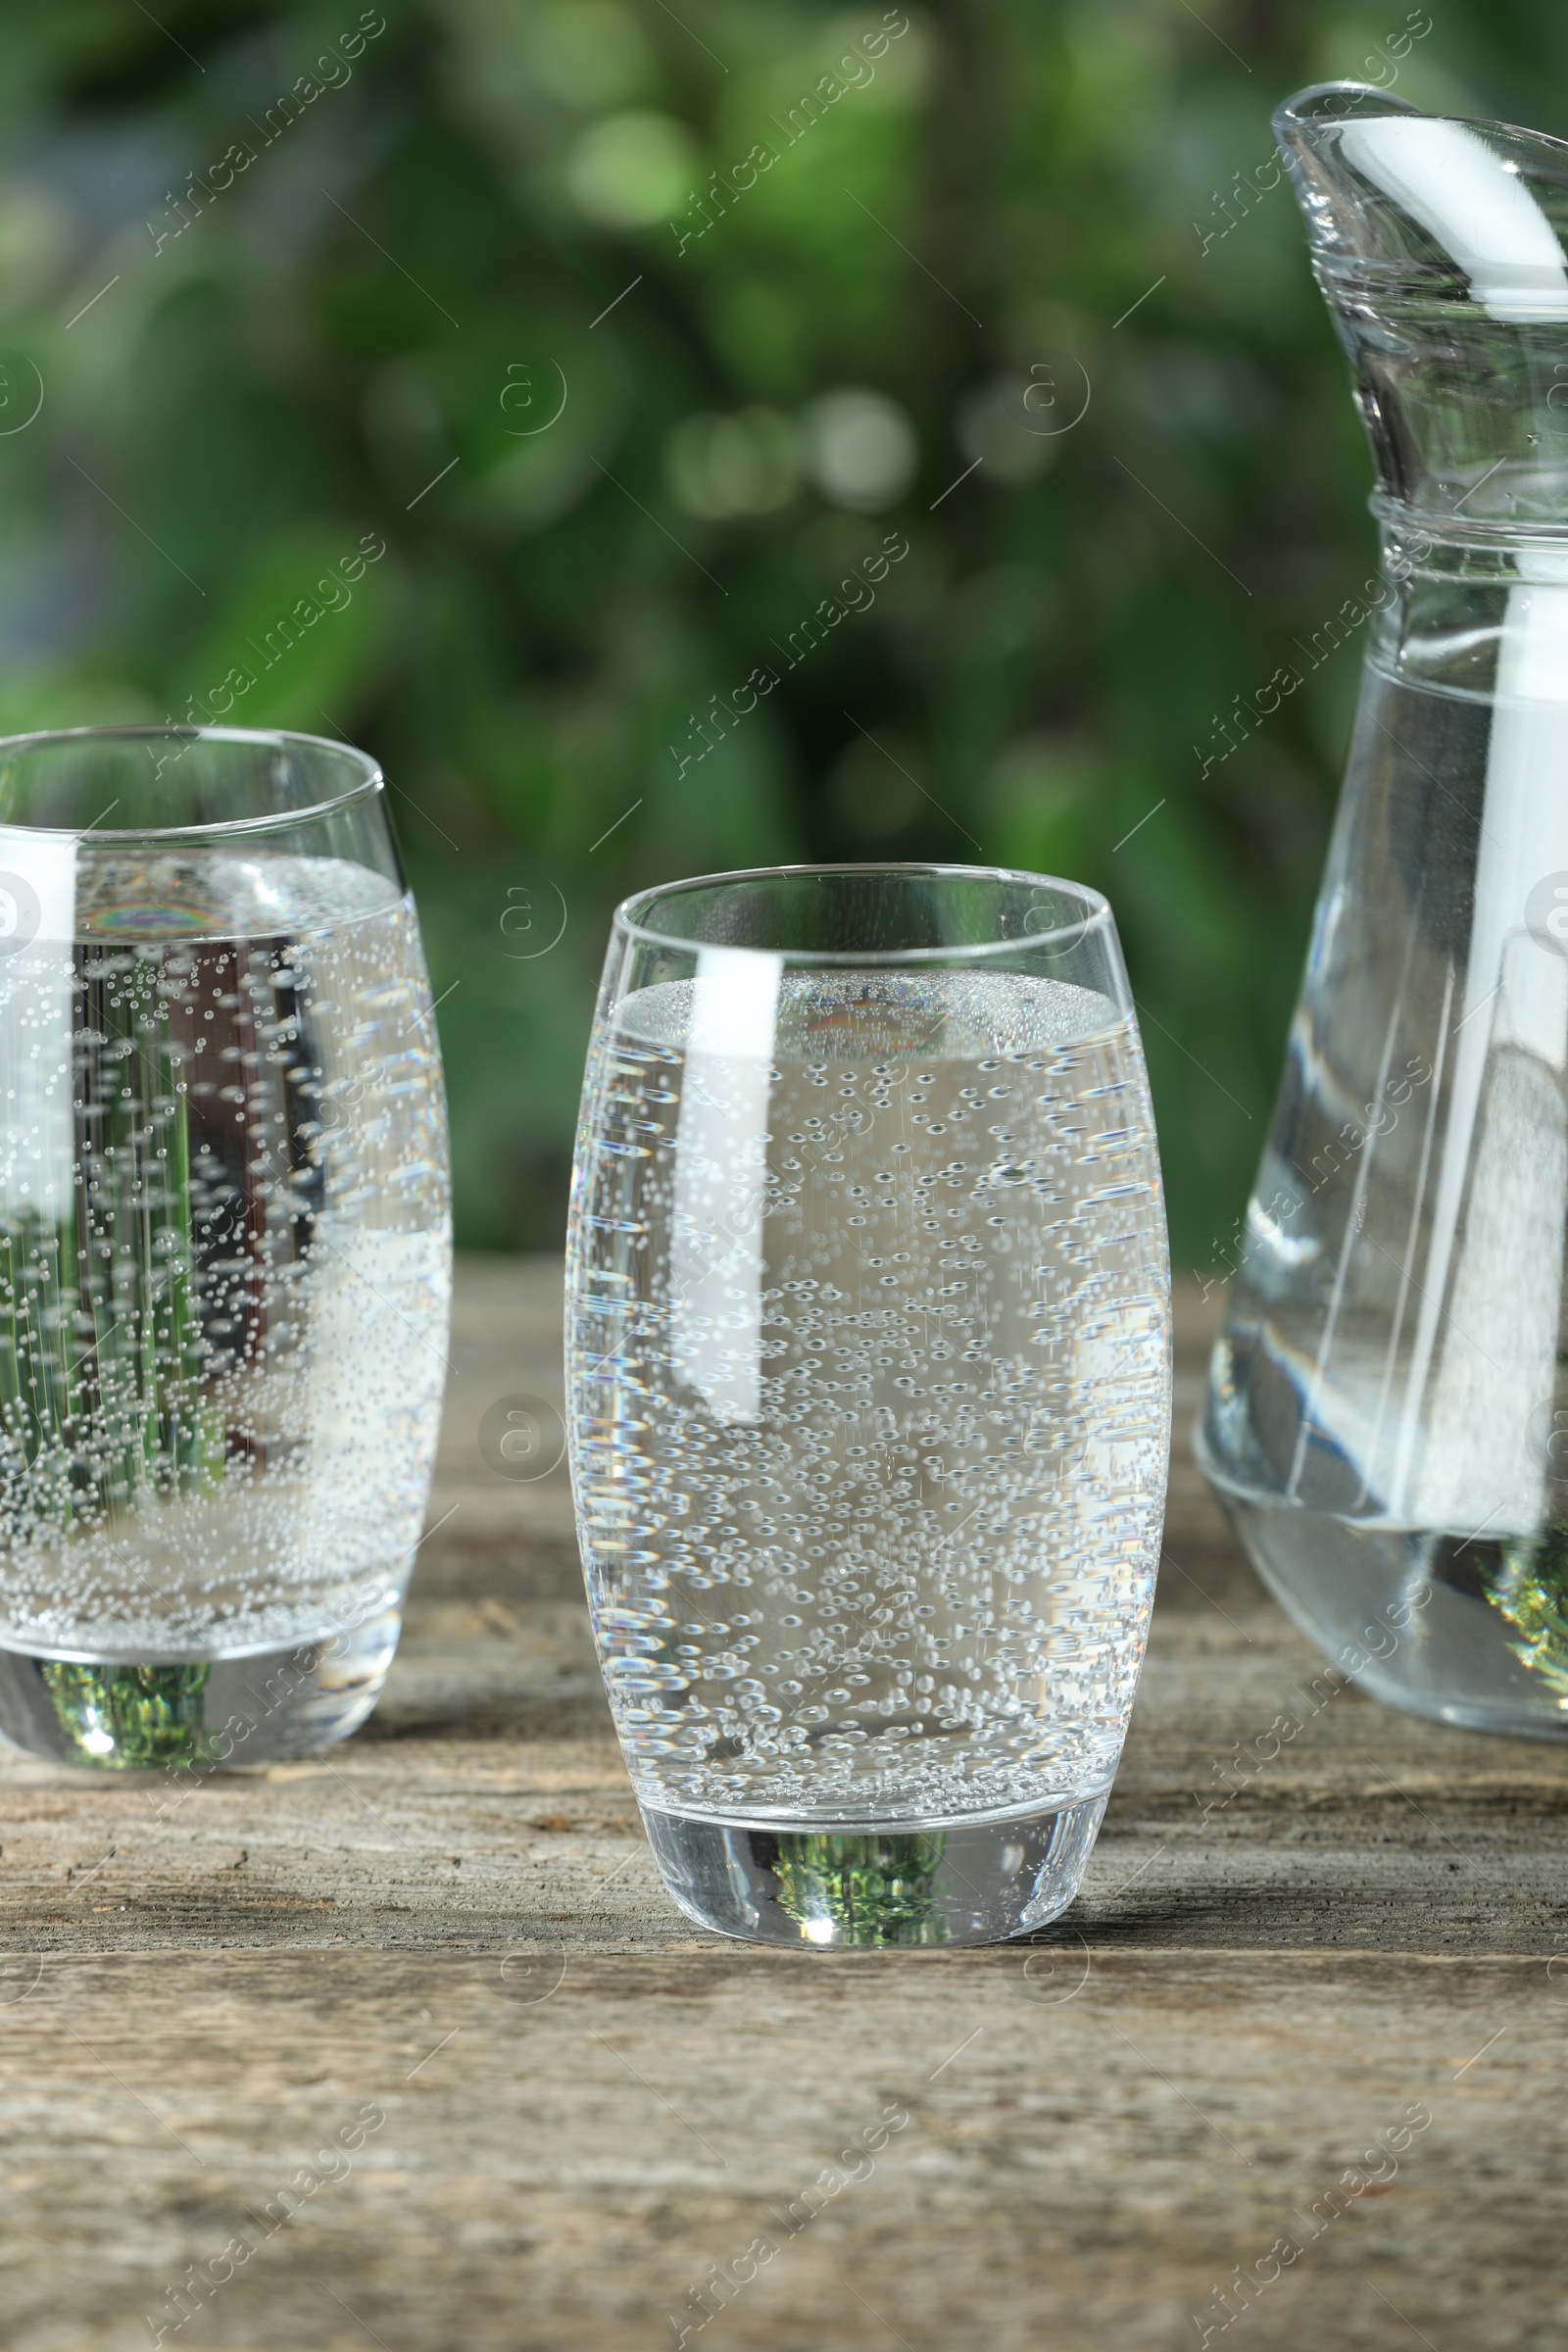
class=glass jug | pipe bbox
[1200,81,1568,1737]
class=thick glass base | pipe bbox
[0,1605,402,1769]
[639,1791,1110,1947]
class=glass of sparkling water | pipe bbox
[0,726,451,1768]
[567,865,1170,1946]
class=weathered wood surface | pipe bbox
[3,1263,1567,2350]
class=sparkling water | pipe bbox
[0,850,451,1679]
[569,967,1170,1825]
[1202,660,1568,1732]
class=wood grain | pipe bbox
[1,1262,1564,2350]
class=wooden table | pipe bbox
[4,1264,1565,2350]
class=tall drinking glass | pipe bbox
[0,726,451,1767]
[566,865,1170,1946]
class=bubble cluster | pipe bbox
[570,968,1170,1824]
[0,851,451,1657]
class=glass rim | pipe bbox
[0,723,384,843]
[1276,80,1568,158]
[613,860,1114,964]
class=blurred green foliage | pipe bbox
[0,0,1560,1256]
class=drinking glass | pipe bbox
[0,726,452,1767]
[566,864,1171,1946]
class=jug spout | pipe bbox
[1276,81,1568,524]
